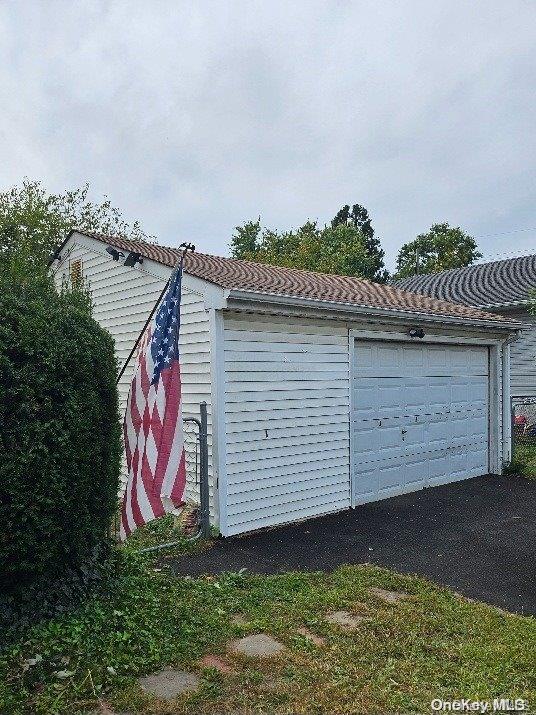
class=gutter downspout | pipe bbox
[501,332,521,466]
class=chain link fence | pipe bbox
[509,396,536,477]
[511,396,536,448]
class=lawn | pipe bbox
[512,443,536,477]
[1,549,535,715]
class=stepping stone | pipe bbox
[199,654,233,674]
[326,610,367,629]
[138,668,200,698]
[296,627,326,646]
[369,587,408,604]
[229,633,285,657]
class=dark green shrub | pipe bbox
[0,271,122,624]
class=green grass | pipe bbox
[119,513,211,556]
[1,553,535,715]
[506,443,536,478]
[515,444,536,476]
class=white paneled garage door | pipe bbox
[352,340,489,504]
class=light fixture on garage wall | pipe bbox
[124,251,144,267]
[105,246,143,267]
[408,327,425,339]
[106,246,125,261]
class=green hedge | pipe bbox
[0,274,122,616]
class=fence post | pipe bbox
[199,401,211,539]
[510,397,515,464]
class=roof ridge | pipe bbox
[395,252,536,284]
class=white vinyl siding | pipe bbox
[222,313,351,536]
[506,309,536,398]
[53,238,215,510]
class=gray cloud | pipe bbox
[1,0,535,270]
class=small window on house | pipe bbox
[70,259,83,287]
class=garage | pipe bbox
[352,339,489,504]
[55,231,522,536]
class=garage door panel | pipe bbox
[378,463,404,492]
[403,457,428,488]
[354,342,489,378]
[353,425,378,458]
[352,340,489,503]
[428,454,450,480]
[353,378,486,420]
[426,414,451,443]
[354,437,487,470]
[353,414,487,466]
[353,467,379,500]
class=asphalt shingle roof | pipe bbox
[75,231,515,326]
[394,254,536,308]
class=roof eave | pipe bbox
[474,300,530,310]
[226,289,524,332]
[47,228,78,267]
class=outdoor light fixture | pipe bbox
[408,327,425,339]
[124,251,144,267]
[106,246,125,261]
[48,246,62,263]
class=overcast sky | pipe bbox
[1,1,535,270]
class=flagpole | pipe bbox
[116,242,195,385]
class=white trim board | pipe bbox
[209,309,229,535]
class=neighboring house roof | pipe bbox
[394,254,536,309]
[66,230,517,326]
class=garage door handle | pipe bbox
[401,429,408,435]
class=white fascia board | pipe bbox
[225,289,524,333]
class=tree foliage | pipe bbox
[0,180,151,274]
[395,222,482,279]
[331,203,388,282]
[0,269,122,622]
[230,204,388,282]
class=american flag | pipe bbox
[120,260,186,540]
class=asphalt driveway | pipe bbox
[168,474,536,615]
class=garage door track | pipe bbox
[167,475,535,615]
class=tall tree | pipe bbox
[332,203,388,282]
[394,222,482,279]
[331,204,350,229]
[0,180,151,274]
[230,219,379,279]
[231,203,389,282]
[230,218,262,259]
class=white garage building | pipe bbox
[53,231,521,537]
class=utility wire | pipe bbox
[474,226,536,239]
